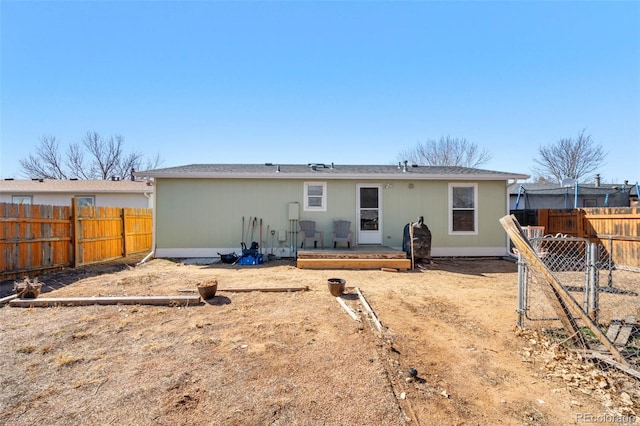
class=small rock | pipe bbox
[440,390,449,398]
[620,392,633,406]
[537,399,545,404]
[400,392,406,400]
[240,344,248,349]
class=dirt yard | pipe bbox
[1,256,637,425]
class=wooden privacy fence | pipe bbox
[0,201,152,281]
[537,207,640,268]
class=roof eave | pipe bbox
[136,172,530,181]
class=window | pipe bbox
[75,196,95,207]
[449,183,477,234]
[12,195,32,205]
[303,182,327,212]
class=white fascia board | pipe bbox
[144,172,530,181]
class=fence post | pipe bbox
[516,252,527,328]
[122,208,128,257]
[577,209,585,238]
[587,242,599,322]
[72,198,80,268]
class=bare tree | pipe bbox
[19,132,162,180]
[19,136,69,179]
[398,136,492,168]
[532,129,607,183]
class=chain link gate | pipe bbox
[502,216,640,381]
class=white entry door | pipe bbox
[357,184,382,244]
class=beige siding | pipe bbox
[156,178,509,256]
[0,193,151,208]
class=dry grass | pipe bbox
[0,257,635,425]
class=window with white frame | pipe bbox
[449,183,477,234]
[75,196,95,207]
[12,195,32,205]
[303,182,327,212]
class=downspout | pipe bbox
[574,180,579,209]
[506,179,520,257]
[137,190,156,265]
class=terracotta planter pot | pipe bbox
[327,278,346,297]
[197,280,218,300]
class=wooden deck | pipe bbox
[296,246,411,270]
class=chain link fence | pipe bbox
[516,234,640,377]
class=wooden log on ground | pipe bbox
[9,295,201,308]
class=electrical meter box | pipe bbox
[288,202,299,220]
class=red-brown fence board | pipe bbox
[538,207,640,268]
[0,203,73,280]
[0,202,152,281]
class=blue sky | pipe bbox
[1,1,639,184]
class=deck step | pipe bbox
[296,258,411,270]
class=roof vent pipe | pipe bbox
[276,165,281,173]
[595,174,600,187]
[330,162,334,169]
[403,160,408,173]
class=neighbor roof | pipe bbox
[135,163,529,181]
[0,179,153,194]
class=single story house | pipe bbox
[0,178,154,208]
[135,163,528,258]
[509,181,638,210]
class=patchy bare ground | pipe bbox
[1,256,637,425]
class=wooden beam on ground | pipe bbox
[336,296,361,322]
[218,286,309,293]
[500,214,628,366]
[580,351,640,380]
[9,295,201,308]
[297,258,410,270]
[355,287,383,332]
[605,318,622,342]
[614,316,636,346]
[0,294,18,306]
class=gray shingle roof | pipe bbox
[0,179,153,193]
[135,163,529,180]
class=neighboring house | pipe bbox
[135,163,528,258]
[0,178,154,208]
[509,180,638,210]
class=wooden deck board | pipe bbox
[297,258,411,270]
[296,246,410,270]
[297,246,406,259]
